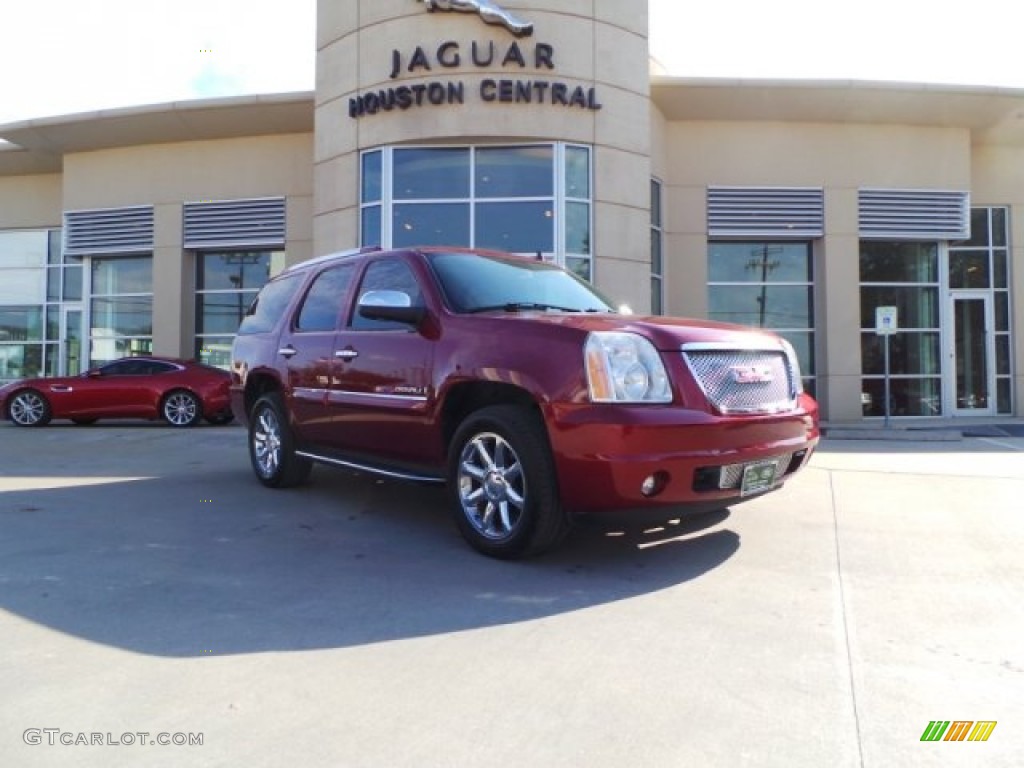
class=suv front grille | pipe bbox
[682,345,796,415]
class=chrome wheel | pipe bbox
[162,391,200,427]
[9,390,50,426]
[457,431,526,541]
[252,405,282,480]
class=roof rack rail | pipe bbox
[282,245,382,274]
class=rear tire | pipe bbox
[248,393,312,488]
[161,390,201,427]
[8,389,52,427]
[448,405,569,559]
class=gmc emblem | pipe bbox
[730,365,774,385]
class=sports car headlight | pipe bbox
[780,339,804,395]
[585,332,672,403]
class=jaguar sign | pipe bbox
[421,0,534,38]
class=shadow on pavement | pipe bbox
[0,427,738,657]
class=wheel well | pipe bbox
[440,381,542,449]
[244,373,281,417]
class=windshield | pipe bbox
[427,252,614,314]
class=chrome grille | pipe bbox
[682,346,796,414]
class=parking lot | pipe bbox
[1,422,1022,767]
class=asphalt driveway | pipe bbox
[1,422,1021,767]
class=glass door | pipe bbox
[60,305,84,376]
[950,292,994,415]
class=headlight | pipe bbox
[585,332,672,403]
[780,339,804,395]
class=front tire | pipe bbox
[448,405,569,559]
[161,390,201,427]
[248,393,312,488]
[8,389,52,427]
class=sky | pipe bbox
[0,0,1022,126]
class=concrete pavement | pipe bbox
[1,422,1021,767]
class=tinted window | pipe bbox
[100,360,147,376]
[237,273,304,335]
[427,252,612,314]
[296,264,356,332]
[352,259,424,331]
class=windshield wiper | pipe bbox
[468,302,583,314]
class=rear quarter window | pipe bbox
[237,273,304,335]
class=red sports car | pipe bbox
[0,357,233,428]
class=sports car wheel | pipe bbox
[161,390,201,427]
[8,389,52,427]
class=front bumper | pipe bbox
[546,399,819,513]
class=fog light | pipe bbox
[641,471,669,498]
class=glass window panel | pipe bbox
[651,276,663,315]
[948,251,990,289]
[0,344,42,380]
[860,286,939,329]
[196,336,235,369]
[296,265,356,332]
[650,179,662,228]
[651,234,662,276]
[475,146,553,198]
[48,230,62,264]
[709,285,814,329]
[859,241,938,283]
[995,292,1009,332]
[198,252,272,292]
[861,332,941,376]
[362,205,382,248]
[476,202,554,253]
[0,307,43,341]
[709,242,812,283]
[777,330,815,377]
[393,148,470,200]
[47,267,61,300]
[566,146,590,199]
[362,150,382,203]
[197,293,254,335]
[46,306,58,340]
[992,207,1008,246]
[994,249,1008,289]
[997,378,1012,414]
[89,338,153,367]
[393,203,470,248]
[0,269,45,304]
[995,334,1011,376]
[565,201,590,255]
[860,377,942,417]
[63,265,82,301]
[91,257,152,295]
[90,297,153,337]
[44,343,58,377]
[566,256,592,283]
[957,208,989,247]
[0,230,48,268]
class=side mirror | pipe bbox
[357,290,426,326]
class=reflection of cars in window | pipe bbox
[230,247,820,559]
[0,356,233,428]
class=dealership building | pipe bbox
[1,0,1022,422]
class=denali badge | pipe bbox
[730,365,774,385]
[421,0,534,38]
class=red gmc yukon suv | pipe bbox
[230,247,819,558]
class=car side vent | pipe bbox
[64,206,154,256]
[184,197,286,250]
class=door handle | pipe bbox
[277,346,297,359]
[335,349,359,361]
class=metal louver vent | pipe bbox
[184,197,286,249]
[859,189,969,240]
[64,206,154,256]
[708,187,824,238]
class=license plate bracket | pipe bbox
[740,460,779,497]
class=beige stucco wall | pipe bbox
[654,119,972,421]
[973,143,1024,413]
[62,134,314,356]
[0,174,62,228]
[315,0,653,311]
